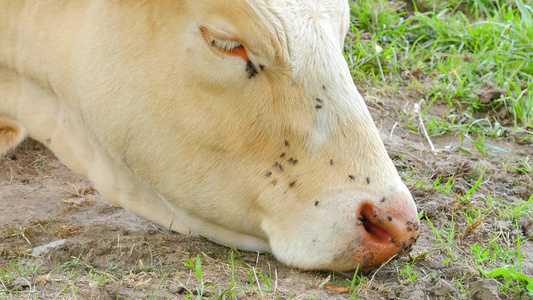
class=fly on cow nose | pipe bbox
[358,204,391,242]
[356,202,420,268]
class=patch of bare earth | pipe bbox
[1,91,532,299]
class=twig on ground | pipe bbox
[362,253,398,293]
[21,277,32,293]
[389,122,398,140]
[167,214,174,235]
[387,149,429,168]
[274,269,278,294]
[253,267,262,293]
[0,277,7,291]
[318,274,331,289]
[414,103,436,154]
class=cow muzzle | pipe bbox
[356,201,420,269]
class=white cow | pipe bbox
[0,0,419,271]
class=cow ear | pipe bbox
[200,26,249,61]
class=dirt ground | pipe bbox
[1,89,532,299]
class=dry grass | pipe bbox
[57,224,82,237]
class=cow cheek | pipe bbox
[260,200,365,271]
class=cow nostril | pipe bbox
[359,205,391,241]
[362,216,390,241]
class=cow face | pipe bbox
[141,0,418,270]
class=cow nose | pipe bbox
[357,202,419,268]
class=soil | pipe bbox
[1,88,532,299]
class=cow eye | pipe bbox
[211,38,242,52]
[200,26,249,61]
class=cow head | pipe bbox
[142,0,419,270]
[1,0,420,271]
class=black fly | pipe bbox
[246,60,258,79]
[289,181,296,187]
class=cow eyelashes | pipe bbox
[210,38,242,52]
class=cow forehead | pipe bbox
[269,0,350,43]
[243,0,371,150]
[247,0,350,70]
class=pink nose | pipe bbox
[357,202,419,268]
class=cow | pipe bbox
[0,0,419,271]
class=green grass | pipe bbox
[346,0,533,145]
[344,3,533,293]
[180,252,281,299]
[1,257,41,298]
[345,0,533,296]
[399,261,419,282]
[404,167,533,298]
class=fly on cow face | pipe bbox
[246,60,258,79]
[200,26,261,79]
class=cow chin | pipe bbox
[262,185,419,271]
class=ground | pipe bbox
[1,88,532,299]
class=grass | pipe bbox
[399,262,419,282]
[344,3,532,295]
[406,168,533,298]
[32,156,45,173]
[0,235,292,299]
[346,0,533,145]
